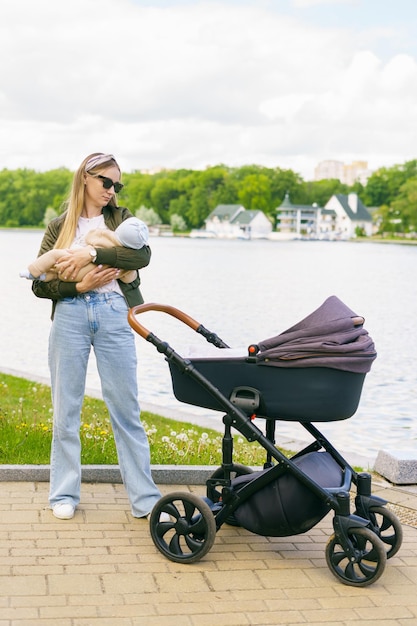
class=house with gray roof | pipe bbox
[275,193,373,240]
[275,194,320,238]
[323,193,373,238]
[205,204,272,239]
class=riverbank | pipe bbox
[2,225,417,245]
[1,367,374,471]
[1,369,280,468]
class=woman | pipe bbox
[32,153,164,521]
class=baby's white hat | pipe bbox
[115,217,149,249]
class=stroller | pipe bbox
[128,296,402,587]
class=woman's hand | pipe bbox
[54,247,95,280]
[75,265,120,293]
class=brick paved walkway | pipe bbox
[1,480,417,626]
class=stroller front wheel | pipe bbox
[366,505,403,559]
[325,526,387,587]
[149,491,216,564]
[207,463,253,503]
[207,463,254,527]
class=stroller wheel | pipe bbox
[149,491,216,564]
[207,463,253,527]
[207,463,253,503]
[366,505,403,559]
[325,526,387,587]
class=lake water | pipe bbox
[1,229,416,465]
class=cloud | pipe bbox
[0,0,416,178]
[292,0,355,7]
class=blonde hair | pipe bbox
[54,153,121,249]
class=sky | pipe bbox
[1,0,417,180]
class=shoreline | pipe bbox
[2,226,417,246]
[1,366,375,471]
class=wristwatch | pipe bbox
[89,247,97,263]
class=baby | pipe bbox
[20,217,148,284]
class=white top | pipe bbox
[74,216,123,296]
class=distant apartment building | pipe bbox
[314,160,373,185]
[314,160,344,181]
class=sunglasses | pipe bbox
[95,174,124,194]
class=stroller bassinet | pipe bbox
[128,296,401,588]
[169,360,365,421]
[169,295,374,421]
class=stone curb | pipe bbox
[0,464,218,485]
[374,450,417,485]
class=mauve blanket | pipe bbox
[256,295,376,373]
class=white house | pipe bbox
[275,193,373,240]
[205,204,272,239]
[323,193,373,238]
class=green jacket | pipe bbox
[32,205,151,319]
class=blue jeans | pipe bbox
[48,292,161,517]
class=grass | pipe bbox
[0,372,289,466]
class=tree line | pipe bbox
[1,159,416,235]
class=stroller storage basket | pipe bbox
[231,451,343,536]
[169,358,366,421]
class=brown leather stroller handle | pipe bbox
[128,302,201,339]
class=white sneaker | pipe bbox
[146,511,171,523]
[52,503,75,520]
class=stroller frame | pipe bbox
[128,303,402,587]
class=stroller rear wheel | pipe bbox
[325,526,387,587]
[367,505,403,559]
[149,491,216,563]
